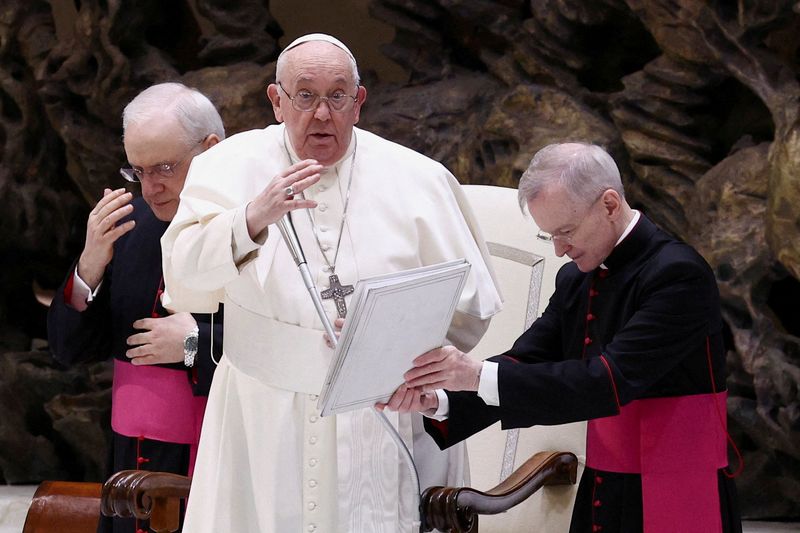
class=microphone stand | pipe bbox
[276,213,422,531]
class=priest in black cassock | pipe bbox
[383,142,742,533]
[47,82,225,533]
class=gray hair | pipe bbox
[122,82,225,147]
[275,40,361,87]
[517,142,623,211]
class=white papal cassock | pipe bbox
[161,124,502,533]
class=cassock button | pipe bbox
[308,525,317,532]
[319,225,329,233]
[584,337,592,345]
[309,436,317,444]
[322,244,331,252]
[309,415,318,423]
[593,499,602,507]
[309,458,318,467]
[309,394,319,401]
[592,526,603,532]
[319,203,328,212]
[590,289,599,297]
[598,269,609,279]
[595,475,603,484]
[308,479,318,488]
[308,502,316,510]
[586,313,595,321]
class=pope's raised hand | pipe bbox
[245,159,323,239]
[77,188,136,290]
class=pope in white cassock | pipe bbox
[161,33,502,532]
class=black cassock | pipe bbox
[48,197,222,533]
[425,215,741,533]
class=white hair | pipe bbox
[122,82,225,148]
[517,142,624,211]
[275,34,361,86]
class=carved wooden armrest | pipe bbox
[100,470,191,533]
[420,450,578,533]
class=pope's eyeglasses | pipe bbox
[278,82,358,113]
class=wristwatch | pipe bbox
[183,325,199,367]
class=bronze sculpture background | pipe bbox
[0,0,798,519]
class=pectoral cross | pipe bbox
[320,274,354,318]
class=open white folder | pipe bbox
[318,259,471,416]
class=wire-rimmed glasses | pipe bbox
[278,81,358,113]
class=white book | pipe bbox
[318,259,471,416]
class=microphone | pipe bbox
[276,213,306,267]
[275,212,337,344]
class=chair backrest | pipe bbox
[22,481,101,533]
[461,184,586,533]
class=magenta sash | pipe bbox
[586,392,728,533]
[112,360,207,475]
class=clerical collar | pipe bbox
[599,210,640,270]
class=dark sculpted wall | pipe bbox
[0,0,798,520]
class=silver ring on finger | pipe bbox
[284,185,295,198]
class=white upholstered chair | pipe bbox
[460,184,586,532]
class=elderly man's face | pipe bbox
[528,185,619,272]
[268,41,366,166]
[123,119,204,221]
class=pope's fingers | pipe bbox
[281,159,320,177]
[279,172,322,200]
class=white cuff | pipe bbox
[70,267,102,311]
[477,361,500,406]
[425,389,450,421]
[232,203,265,264]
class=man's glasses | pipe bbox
[278,82,358,113]
[120,139,204,183]
[536,195,602,245]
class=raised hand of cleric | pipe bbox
[245,159,323,239]
[125,312,198,365]
[77,188,136,290]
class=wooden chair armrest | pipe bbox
[420,450,578,533]
[101,470,191,533]
[23,481,102,533]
